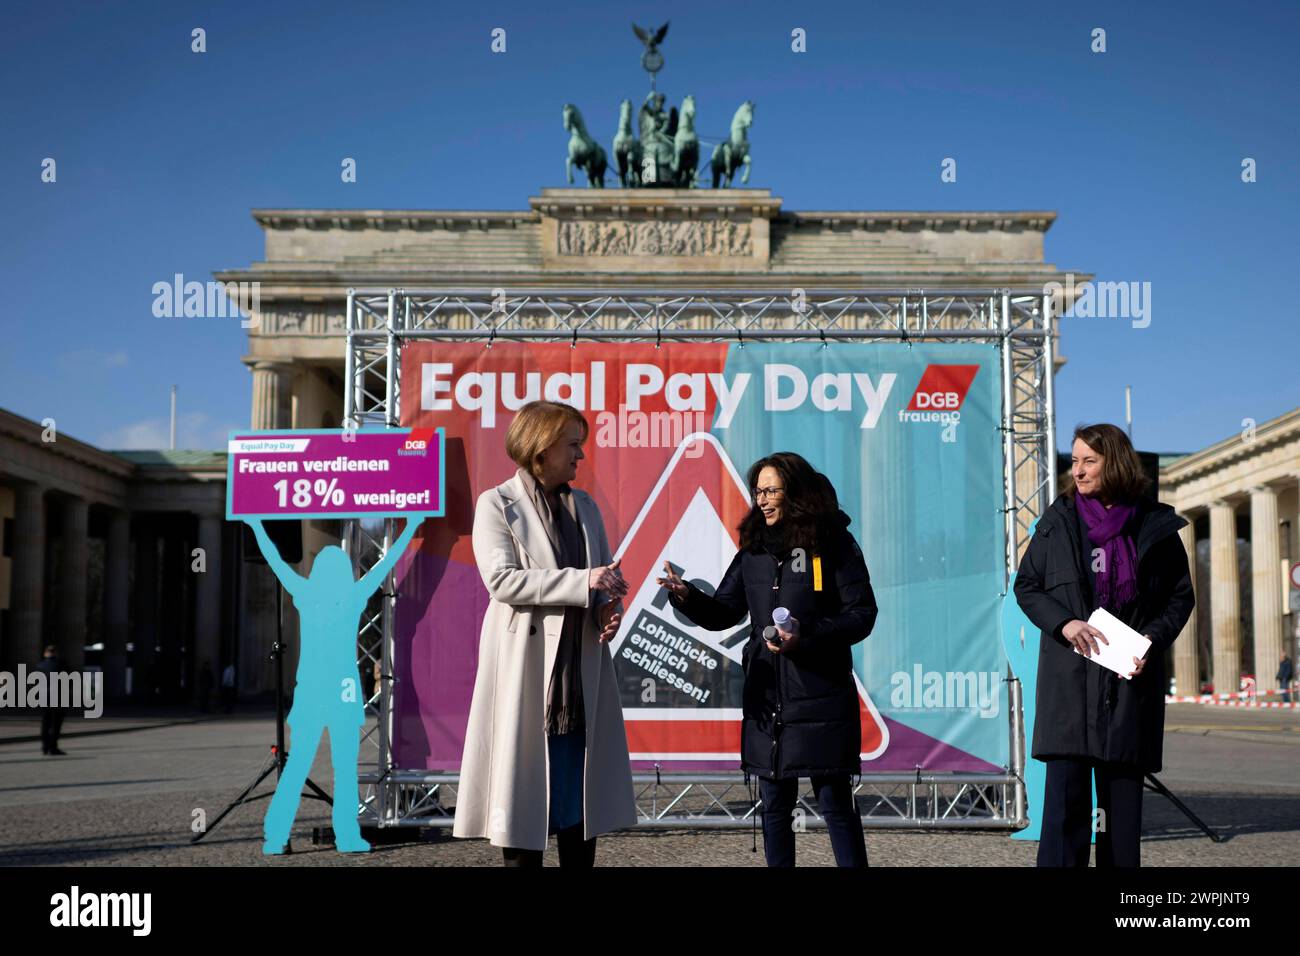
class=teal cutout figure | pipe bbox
[249,517,422,855]
[1002,521,1097,843]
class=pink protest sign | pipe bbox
[225,428,444,519]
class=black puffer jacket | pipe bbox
[669,510,878,779]
[1014,493,1194,773]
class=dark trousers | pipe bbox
[759,774,868,868]
[501,824,596,868]
[1037,758,1144,867]
[40,709,64,753]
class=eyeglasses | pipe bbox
[753,486,785,501]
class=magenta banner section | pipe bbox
[225,428,445,519]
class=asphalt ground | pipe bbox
[0,703,1295,867]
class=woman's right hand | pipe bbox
[589,558,628,599]
[656,561,688,600]
[1061,619,1108,657]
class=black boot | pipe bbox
[555,823,596,867]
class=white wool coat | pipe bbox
[452,471,637,850]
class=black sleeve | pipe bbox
[799,533,878,651]
[669,549,749,631]
[1013,524,1075,644]
[1141,534,1195,654]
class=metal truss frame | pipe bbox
[342,287,1057,831]
[355,771,1016,829]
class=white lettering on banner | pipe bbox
[423,363,609,428]
[852,372,896,428]
[422,363,454,412]
[236,458,391,474]
[420,361,897,429]
[812,372,852,412]
[765,364,807,411]
[709,373,749,428]
[456,373,497,428]
[625,364,664,408]
[501,372,540,410]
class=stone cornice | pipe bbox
[0,408,135,480]
[251,209,539,231]
[776,211,1056,232]
[0,409,228,514]
[1160,407,1300,486]
[530,187,782,220]
[248,205,1056,234]
[214,270,1085,291]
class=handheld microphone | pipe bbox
[762,624,782,647]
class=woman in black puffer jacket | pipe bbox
[658,452,877,867]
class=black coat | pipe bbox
[1013,493,1195,773]
[669,510,878,779]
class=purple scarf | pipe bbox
[1075,493,1138,610]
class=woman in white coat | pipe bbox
[453,399,638,866]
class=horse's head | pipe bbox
[562,103,576,131]
[681,94,695,117]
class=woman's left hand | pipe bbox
[1129,642,1150,678]
[597,601,623,643]
[766,627,801,655]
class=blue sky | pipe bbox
[1,0,1296,454]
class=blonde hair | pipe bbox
[505,401,589,480]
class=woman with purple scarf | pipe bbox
[1014,424,1195,867]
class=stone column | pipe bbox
[56,495,89,669]
[250,361,292,429]
[1209,499,1242,697]
[195,513,224,683]
[1173,517,1200,696]
[246,361,293,700]
[1250,485,1283,693]
[133,521,159,700]
[103,509,130,698]
[10,483,47,665]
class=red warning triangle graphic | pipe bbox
[609,432,888,762]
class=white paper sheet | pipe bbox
[1074,608,1153,680]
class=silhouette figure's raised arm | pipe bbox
[356,517,422,598]
[248,518,308,599]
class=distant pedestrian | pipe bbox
[37,645,66,756]
[221,663,236,713]
[1278,654,1294,704]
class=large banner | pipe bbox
[394,342,1009,772]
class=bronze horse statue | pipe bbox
[563,103,607,188]
[613,99,642,187]
[710,100,754,188]
[672,94,699,187]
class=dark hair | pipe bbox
[1065,423,1149,503]
[738,452,838,553]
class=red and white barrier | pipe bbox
[1165,695,1297,709]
